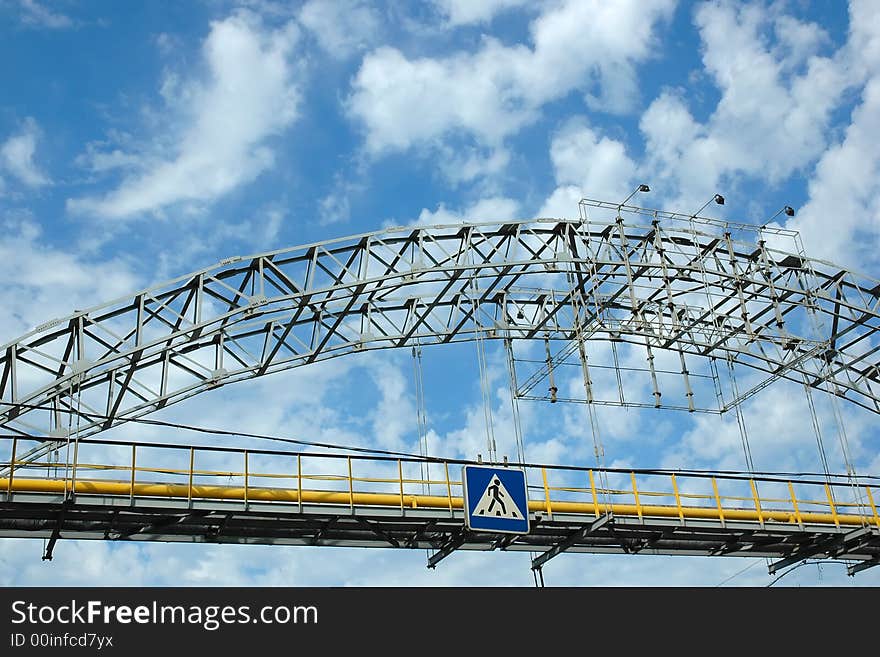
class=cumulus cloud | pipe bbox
[299,0,380,58]
[0,118,50,188]
[67,11,300,220]
[432,0,530,26]
[788,78,880,267]
[410,196,521,227]
[539,119,637,215]
[525,0,880,269]
[347,0,675,159]
[638,2,853,209]
[784,0,880,268]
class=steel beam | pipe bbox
[532,513,613,570]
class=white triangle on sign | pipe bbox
[472,475,522,520]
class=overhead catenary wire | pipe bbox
[1,403,876,484]
[765,559,850,587]
[714,559,763,587]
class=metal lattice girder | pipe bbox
[1,206,879,446]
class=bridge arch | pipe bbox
[1,201,879,446]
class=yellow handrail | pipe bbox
[3,475,876,528]
[4,444,878,531]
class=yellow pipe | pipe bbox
[3,476,878,528]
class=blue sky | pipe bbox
[1,0,879,586]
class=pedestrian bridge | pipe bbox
[1,436,877,575]
[1,204,879,578]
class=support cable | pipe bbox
[802,374,833,487]
[470,272,497,462]
[571,291,610,503]
[412,342,430,495]
[504,339,527,467]
[726,356,756,475]
[797,245,866,522]
[826,375,866,524]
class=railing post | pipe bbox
[244,450,249,511]
[671,474,683,524]
[187,447,194,508]
[6,437,17,499]
[541,468,552,519]
[297,454,303,513]
[588,470,599,518]
[750,479,764,527]
[867,487,878,528]
[398,460,404,511]
[444,461,453,516]
[631,472,642,522]
[347,457,354,511]
[711,477,725,527]
[825,484,839,528]
[70,439,80,501]
[788,481,803,528]
[130,444,136,505]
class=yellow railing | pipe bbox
[1,437,878,529]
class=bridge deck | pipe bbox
[1,437,878,574]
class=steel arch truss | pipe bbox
[1,207,880,442]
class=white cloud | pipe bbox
[435,144,511,185]
[369,359,417,450]
[844,0,880,77]
[538,120,636,217]
[348,0,675,157]
[318,191,350,225]
[0,213,141,338]
[0,118,50,187]
[788,78,880,267]
[432,0,530,26]
[522,0,880,270]
[67,11,300,220]
[411,196,520,227]
[299,0,380,58]
[782,0,880,269]
[15,0,74,29]
[638,2,852,208]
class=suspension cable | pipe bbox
[726,356,756,475]
[412,342,430,495]
[802,374,833,486]
[797,248,866,521]
[504,339,527,467]
[470,274,497,462]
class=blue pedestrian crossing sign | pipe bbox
[462,465,530,534]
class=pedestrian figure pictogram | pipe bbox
[472,476,521,519]
[463,465,529,534]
